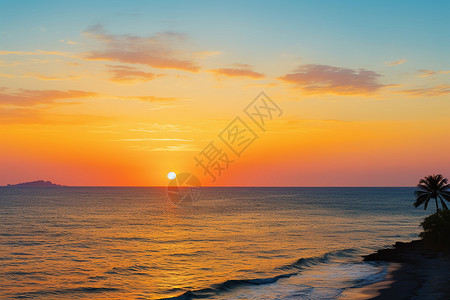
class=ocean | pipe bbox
[0,187,428,299]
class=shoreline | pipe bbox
[345,240,450,299]
[339,264,400,300]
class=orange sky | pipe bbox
[1,1,449,186]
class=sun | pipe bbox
[167,172,177,180]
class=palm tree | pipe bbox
[414,174,450,213]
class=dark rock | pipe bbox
[5,180,64,187]
[363,240,430,263]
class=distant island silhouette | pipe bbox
[6,180,65,187]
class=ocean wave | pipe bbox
[161,274,297,300]
[5,271,51,276]
[4,241,45,246]
[278,248,358,271]
[12,287,120,299]
[105,264,152,275]
[161,248,358,300]
[350,264,388,288]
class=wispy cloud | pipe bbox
[149,145,200,151]
[246,82,279,89]
[82,24,200,72]
[30,58,49,63]
[385,59,407,66]
[138,123,192,132]
[0,107,109,124]
[209,63,265,79]
[129,129,157,133]
[35,50,71,56]
[125,95,179,102]
[60,39,77,45]
[0,88,97,106]
[112,138,192,142]
[416,69,450,78]
[0,61,23,67]
[130,124,192,133]
[194,51,221,58]
[147,104,191,110]
[398,84,450,96]
[0,51,36,55]
[151,123,191,132]
[126,144,200,151]
[278,64,388,95]
[0,50,71,57]
[26,73,81,81]
[107,65,162,83]
[0,73,15,78]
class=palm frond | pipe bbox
[414,190,429,197]
[440,191,450,201]
[441,183,450,191]
[414,193,430,208]
[424,196,430,210]
[416,183,432,192]
[414,175,450,211]
[437,176,448,189]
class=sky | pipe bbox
[0,0,449,186]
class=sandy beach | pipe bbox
[343,240,450,299]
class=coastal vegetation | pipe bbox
[419,210,450,246]
[414,174,450,246]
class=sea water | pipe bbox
[0,187,428,299]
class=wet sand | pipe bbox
[339,264,399,299]
[352,240,450,299]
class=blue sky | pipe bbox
[2,0,449,71]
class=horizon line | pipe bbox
[1,185,416,188]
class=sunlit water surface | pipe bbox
[0,187,427,299]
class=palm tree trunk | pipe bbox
[435,197,440,214]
